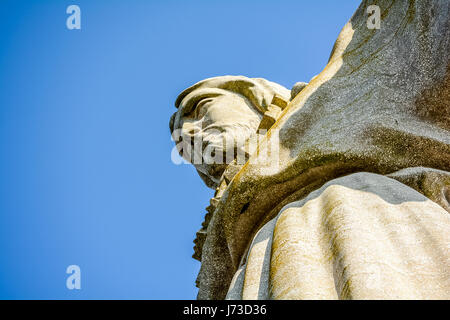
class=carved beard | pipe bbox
[194,121,260,188]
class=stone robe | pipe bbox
[226,169,450,299]
[195,0,450,299]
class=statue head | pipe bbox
[170,76,291,188]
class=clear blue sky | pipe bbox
[0,0,361,299]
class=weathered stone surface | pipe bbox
[227,172,450,299]
[290,82,308,100]
[170,0,450,300]
[257,105,282,131]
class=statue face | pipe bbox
[176,93,262,187]
[171,75,292,188]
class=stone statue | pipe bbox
[170,76,292,189]
[170,0,450,299]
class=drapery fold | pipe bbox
[226,171,450,300]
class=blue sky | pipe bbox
[0,0,361,299]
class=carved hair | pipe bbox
[169,75,290,134]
